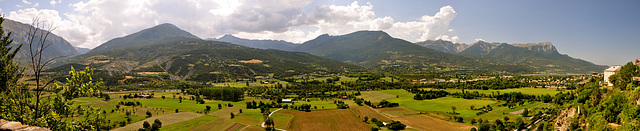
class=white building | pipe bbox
[604,66,621,86]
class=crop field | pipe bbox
[190,118,236,131]
[395,114,475,131]
[349,105,393,122]
[160,115,218,131]
[279,109,370,131]
[357,91,396,103]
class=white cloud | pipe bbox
[22,0,31,4]
[50,0,57,6]
[475,38,485,42]
[6,1,461,48]
[16,5,22,7]
[34,2,39,7]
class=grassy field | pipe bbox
[160,115,218,131]
[291,100,338,110]
[271,112,294,129]
[280,109,370,131]
[357,91,396,103]
[231,108,265,126]
[380,90,496,116]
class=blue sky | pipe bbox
[1,0,639,66]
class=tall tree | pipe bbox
[0,16,22,92]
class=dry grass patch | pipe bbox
[239,59,263,64]
[280,109,370,131]
[395,114,475,131]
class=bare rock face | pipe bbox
[512,42,559,55]
[0,119,51,131]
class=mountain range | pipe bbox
[419,40,606,73]
[1,19,79,62]
[51,24,362,84]
[25,21,605,85]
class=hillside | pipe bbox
[458,41,606,73]
[294,31,528,73]
[51,37,363,84]
[207,34,299,51]
[1,19,79,61]
[89,23,200,53]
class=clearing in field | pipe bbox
[395,114,475,131]
[357,91,396,103]
[279,109,370,131]
[112,112,203,131]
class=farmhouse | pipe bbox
[604,66,621,86]
[282,99,292,103]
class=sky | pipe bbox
[0,0,639,66]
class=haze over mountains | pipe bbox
[3,20,605,81]
[207,34,299,51]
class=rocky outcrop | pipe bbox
[0,119,50,131]
[554,108,576,131]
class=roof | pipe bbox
[605,66,622,72]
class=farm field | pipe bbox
[159,115,218,131]
[357,91,396,103]
[350,105,393,122]
[112,112,203,131]
[394,114,475,131]
[379,89,497,118]
[279,109,370,131]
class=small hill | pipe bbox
[416,40,470,54]
[89,23,200,53]
[294,31,528,73]
[2,19,79,61]
[207,34,299,51]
